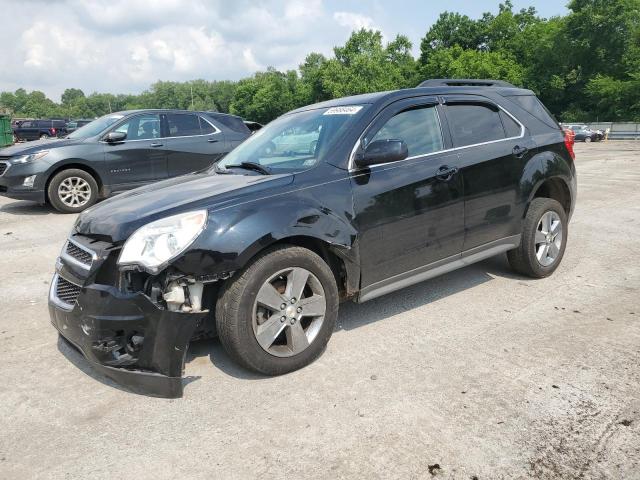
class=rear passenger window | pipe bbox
[507,94,559,129]
[198,116,216,135]
[370,106,443,157]
[167,113,202,137]
[499,110,522,138]
[446,104,505,147]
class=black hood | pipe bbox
[75,172,293,242]
[0,138,83,156]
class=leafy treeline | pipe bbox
[1,0,638,123]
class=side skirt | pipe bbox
[355,235,521,303]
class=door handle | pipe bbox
[150,142,163,147]
[436,165,458,181]
[513,145,528,158]
[207,138,219,143]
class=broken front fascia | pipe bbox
[50,231,218,398]
[50,276,209,398]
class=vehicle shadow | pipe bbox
[0,200,56,216]
[55,254,524,390]
[197,254,522,380]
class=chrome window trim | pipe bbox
[348,103,525,172]
[0,161,9,177]
[49,273,79,311]
[99,113,221,144]
[60,238,97,271]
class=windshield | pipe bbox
[66,114,125,139]
[215,105,366,174]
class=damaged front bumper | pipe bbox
[49,237,209,398]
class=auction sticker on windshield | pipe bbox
[323,106,363,115]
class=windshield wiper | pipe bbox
[224,162,271,175]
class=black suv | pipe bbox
[0,110,251,212]
[13,119,68,141]
[48,79,577,397]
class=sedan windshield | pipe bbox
[215,105,367,174]
[66,114,125,139]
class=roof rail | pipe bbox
[418,79,516,88]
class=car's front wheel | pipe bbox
[216,245,338,375]
[40,133,49,140]
[47,169,99,213]
[507,198,568,278]
[584,136,592,143]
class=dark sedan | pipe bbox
[566,124,599,142]
[0,109,251,213]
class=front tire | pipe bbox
[40,134,49,140]
[47,169,99,213]
[507,198,568,278]
[216,245,338,375]
[584,136,592,143]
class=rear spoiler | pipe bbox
[418,79,516,88]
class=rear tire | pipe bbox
[216,245,338,375]
[507,198,568,278]
[47,169,99,214]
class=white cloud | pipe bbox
[0,0,393,100]
[333,11,377,31]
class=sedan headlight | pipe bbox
[118,210,208,272]
[12,151,49,164]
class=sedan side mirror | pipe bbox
[355,139,409,168]
[104,131,127,143]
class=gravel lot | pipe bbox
[0,141,638,479]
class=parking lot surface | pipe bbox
[0,142,638,479]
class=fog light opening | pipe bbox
[23,175,37,188]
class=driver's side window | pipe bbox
[369,105,444,158]
[113,114,161,140]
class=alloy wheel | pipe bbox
[58,177,92,208]
[535,210,563,267]
[252,267,326,357]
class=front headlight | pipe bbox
[12,151,49,164]
[118,210,208,272]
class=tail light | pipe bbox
[50,128,57,135]
[563,128,575,160]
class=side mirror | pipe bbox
[104,131,127,143]
[355,139,408,167]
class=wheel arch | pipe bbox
[44,162,104,203]
[230,234,359,301]
[528,176,572,217]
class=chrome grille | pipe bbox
[55,276,82,306]
[65,241,93,266]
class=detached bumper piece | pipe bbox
[49,274,207,398]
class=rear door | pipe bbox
[102,113,167,189]
[351,97,465,288]
[441,95,536,250]
[164,113,226,176]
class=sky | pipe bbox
[1,0,569,101]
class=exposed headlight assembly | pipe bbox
[118,210,208,273]
[13,151,49,164]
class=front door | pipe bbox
[102,113,167,189]
[351,98,465,288]
[164,113,227,176]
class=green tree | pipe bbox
[319,30,419,98]
[420,45,525,86]
[229,68,299,124]
[61,88,85,106]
